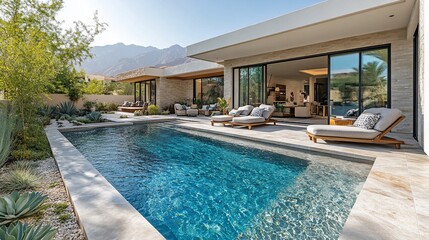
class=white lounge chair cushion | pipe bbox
[237,105,254,116]
[258,104,275,119]
[362,108,402,132]
[211,115,233,122]
[307,125,380,139]
[232,116,266,124]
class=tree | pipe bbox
[0,0,106,127]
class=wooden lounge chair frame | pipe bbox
[306,115,405,149]
[211,119,233,127]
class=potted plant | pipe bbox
[217,97,229,115]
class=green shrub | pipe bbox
[147,105,159,115]
[57,102,77,116]
[11,123,51,161]
[0,192,47,225]
[95,102,107,111]
[119,115,128,118]
[82,101,96,110]
[0,104,15,167]
[0,169,39,192]
[0,222,56,240]
[86,111,103,122]
[58,214,70,223]
[134,110,143,116]
[75,117,91,124]
[107,102,118,111]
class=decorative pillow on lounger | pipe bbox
[229,109,244,116]
[250,107,265,117]
[353,113,381,129]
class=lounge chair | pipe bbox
[230,104,276,130]
[210,105,254,126]
[118,101,148,113]
[306,108,405,148]
[174,103,187,116]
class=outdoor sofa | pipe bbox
[118,101,148,113]
[306,108,405,148]
[174,103,199,117]
[210,105,254,126]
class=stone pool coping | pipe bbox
[46,118,429,239]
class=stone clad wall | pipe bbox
[157,77,193,110]
[223,29,413,133]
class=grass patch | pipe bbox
[58,214,70,223]
[9,160,37,173]
[53,202,68,215]
[48,182,59,189]
[0,169,39,192]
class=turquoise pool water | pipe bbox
[63,124,371,239]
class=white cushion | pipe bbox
[237,105,254,116]
[232,116,266,124]
[307,125,380,139]
[211,115,233,122]
[258,104,275,119]
[362,108,402,132]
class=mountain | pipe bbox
[80,43,190,76]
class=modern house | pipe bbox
[116,60,224,110]
[117,0,427,151]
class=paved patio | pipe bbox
[54,114,429,239]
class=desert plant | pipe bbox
[134,110,143,116]
[11,124,51,161]
[58,214,70,223]
[0,169,39,192]
[0,104,15,167]
[82,101,96,111]
[95,102,107,111]
[53,202,68,215]
[9,161,37,173]
[147,105,159,115]
[86,111,103,122]
[0,222,56,240]
[217,97,229,114]
[107,102,118,111]
[57,102,77,116]
[0,192,47,225]
[37,105,56,118]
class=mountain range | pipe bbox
[80,43,193,76]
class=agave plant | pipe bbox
[0,104,15,167]
[86,111,103,122]
[57,101,77,116]
[0,222,56,240]
[0,192,47,225]
[37,105,56,118]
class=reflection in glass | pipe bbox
[361,49,388,109]
[194,77,224,105]
[240,68,249,106]
[330,53,360,117]
[150,80,156,104]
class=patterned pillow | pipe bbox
[353,113,381,129]
[250,107,265,117]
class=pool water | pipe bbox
[64,124,371,239]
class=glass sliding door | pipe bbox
[150,80,156,104]
[193,77,224,105]
[238,65,265,106]
[329,46,389,120]
[361,49,388,109]
[330,53,360,117]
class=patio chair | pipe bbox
[230,104,277,130]
[174,103,187,116]
[210,105,254,126]
[306,108,405,149]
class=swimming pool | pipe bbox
[63,123,371,239]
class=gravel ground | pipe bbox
[0,158,85,240]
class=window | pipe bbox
[134,80,156,104]
[237,65,265,106]
[329,47,389,118]
[193,77,224,105]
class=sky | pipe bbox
[58,0,324,49]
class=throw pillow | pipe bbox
[353,113,381,129]
[250,107,264,117]
[182,105,187,110]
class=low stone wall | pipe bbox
[43,94,134,109]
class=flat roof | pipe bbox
[187,0,416,62]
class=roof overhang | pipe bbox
[116,67,164,82]
[163,60,224,80]
[187,0,416,62]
